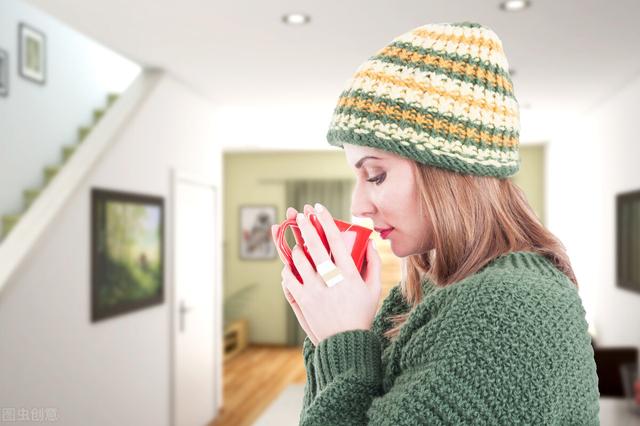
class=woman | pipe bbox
[271,22,600,425]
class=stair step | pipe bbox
[93,108,105,123]
[62,144,78,163]
[43,164,62,185]
[78,126,91,142]
[1,214,21,240]
[106,93,119,107]
[24,187,42,209]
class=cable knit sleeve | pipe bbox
[298,280,414,425]
[299,274,600,425]
[301,336,318,414]
[300,328,383,426]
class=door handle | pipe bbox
[179,300,194,333]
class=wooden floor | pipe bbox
[210,344,307,426]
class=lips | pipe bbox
[374,226,395,239]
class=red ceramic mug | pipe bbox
[275,212,373,284]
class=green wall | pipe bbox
[512,144,546,225]
[223,150,354,344]
[223,144,545,344]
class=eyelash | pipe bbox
[366,172,386,186]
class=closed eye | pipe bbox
[366,172,386,186]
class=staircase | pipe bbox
[0,93,119,241]
[0,70,162,295]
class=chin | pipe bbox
[389,238,430,258]
[389,241,412,258]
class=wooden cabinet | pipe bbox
[224,319,248,362]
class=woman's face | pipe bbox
[344,143,433,257]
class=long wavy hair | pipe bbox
[382,160,578,341]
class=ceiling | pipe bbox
[26,0,640,143]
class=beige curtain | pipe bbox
[284,179,354,346]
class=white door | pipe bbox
[172,170,221,426]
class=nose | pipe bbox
[350,181,375,219]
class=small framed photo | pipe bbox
[240,205,278,260]
[18,23,46,84]
[0,49,8,97]
[91,188,165,322]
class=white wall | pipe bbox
[546,73,640,347]
[0,74,221,426]
[0,0,140,221]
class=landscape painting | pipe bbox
[91,188,164,321]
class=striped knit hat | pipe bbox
[326,22,520,178]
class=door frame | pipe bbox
[169,168,223,425]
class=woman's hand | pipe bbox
[271,205,321,345]
[272,203,382,346]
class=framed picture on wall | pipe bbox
[0,49,8,97]
[239,205,278,260]
[18,23,46,85]
[616,189,640,295]
[91,188,164,322]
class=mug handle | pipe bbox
[276,218,310,283]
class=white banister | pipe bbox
[0,69,164,294]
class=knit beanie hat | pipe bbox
[326,22,520,178]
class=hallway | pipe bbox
[210,345,306,426]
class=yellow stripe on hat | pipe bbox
[350,70,518,121]
[413,27,504,55]
[335,97,518,148]
[355,60,519,113]
[331,113,520,162]
[374,46,513,94]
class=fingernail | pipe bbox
[314,203,324,213]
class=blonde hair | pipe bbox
[382,161,578,341]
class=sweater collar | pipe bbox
[418,250,567,292]
[481,250,565,279]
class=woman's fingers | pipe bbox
[294,212,332,278]
[286,207,298,219]
[276,206,320,345]
[282,267,319,345]
[282,283,318,345]
[312,203,359,277]
[303,204,314,217]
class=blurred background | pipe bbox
[0,0,639,425]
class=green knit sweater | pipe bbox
[299,251,600,425]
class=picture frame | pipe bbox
[18,22,46,85]
[0,49,8,97]
[91,188,164,322]
[239,205,278,260]
[616,189,640,295]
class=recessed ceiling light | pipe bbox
[499,0,531,12]
[282,13,311,25]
